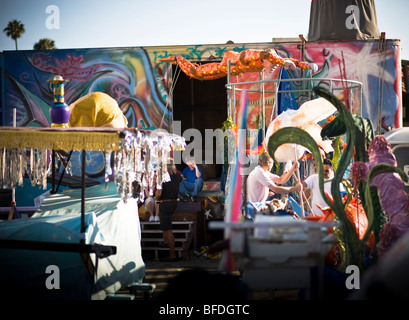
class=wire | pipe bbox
[159,65,182,129]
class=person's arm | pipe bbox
[193,161,201,178]
[268,181,302,194]
[154,188,162,200]
[274,161,299,185]
[303,188,312,200]
[302,181,312,200]
[180,167,187,180]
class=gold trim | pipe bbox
[0,129,120,151]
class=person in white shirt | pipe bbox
[246,151,302,203]
[302,158,342,216]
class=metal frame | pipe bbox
[226,76,363,135]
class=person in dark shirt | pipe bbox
[155,164,182,261]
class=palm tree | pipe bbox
[3,19,25,50]
[34,38,57,50]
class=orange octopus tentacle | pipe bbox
[237,49,264,73]
[157,56,178,64]
[195,62,226,80]
[260,49,287,66]
[176,56,200,79]
[158,49,317,81]
[287,58,310,70]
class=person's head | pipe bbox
[323,158,333,179]
[258,151,274,170]
[184,156,196,169]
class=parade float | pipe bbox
[0,41,405,298]
[1,0,406,300]
[0,79,185,300]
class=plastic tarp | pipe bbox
[308,0,380,41]
[0,182,145,300]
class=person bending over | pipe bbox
[246,151,302,218]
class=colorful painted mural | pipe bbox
[1,48,172,130]
[151,39,401,134]
[1,39,402,134]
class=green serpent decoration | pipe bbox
[267,87,407,271]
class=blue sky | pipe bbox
[0,0,408,60]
